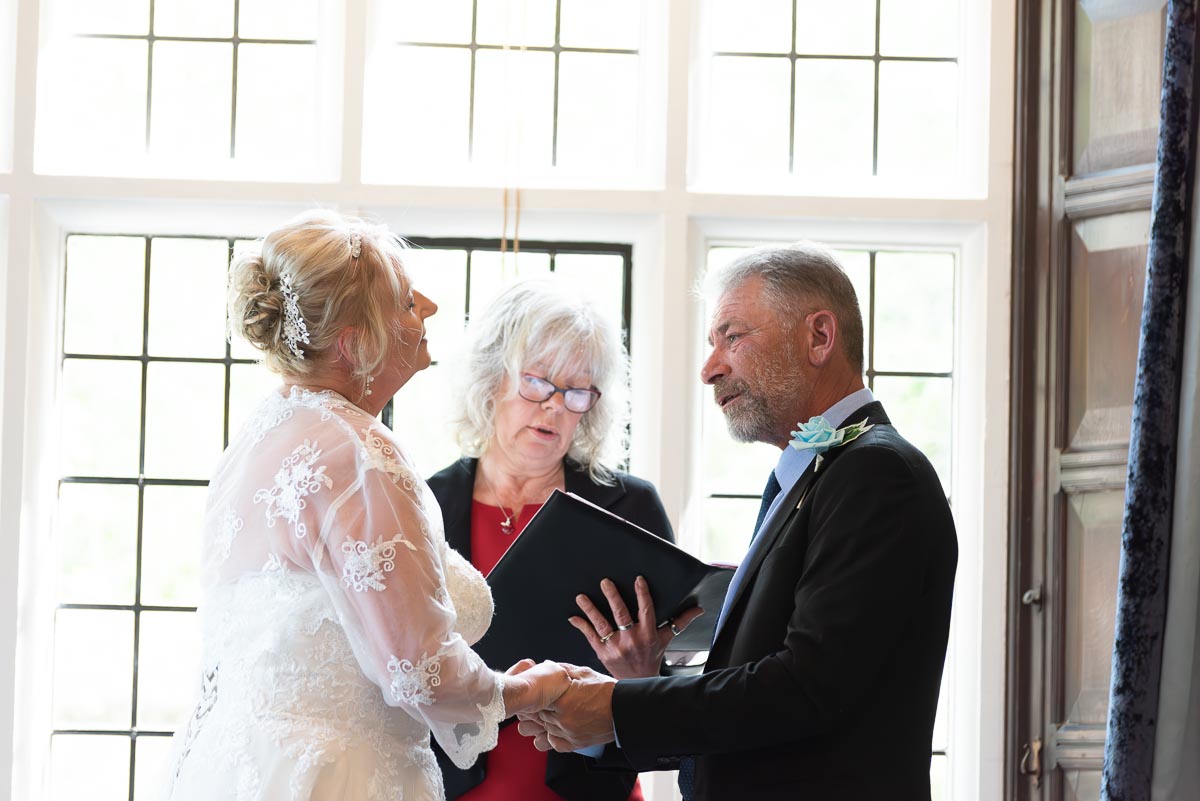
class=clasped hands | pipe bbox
[504,658,618,752]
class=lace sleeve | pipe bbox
[299,430,505,769]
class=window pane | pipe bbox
[137,611,200,729]
[141,485,205,606]
[384,0,473,43]
[833,249,872,366]
[795,0,876,56]
[56,0,148,35]
[873,251,955,373]
[234,43,320,166]
[50,734,130,801]
[229,363,282,439]
[557,53,639,171]
[36,37,147,170]
[363,45,472,180]
[872,375,952,491]
[472,49,555,169]
[64,235,146,356]
[55,483,138,606]
[148,238,229,358]
[60,358,143,478]
[880,0,960,57]
[391,365,461,479]
[552,254,625,336]
[149,41,233,160]
[706,56,791,175]
[559,0,641,49]
[467,250,552,315]
[703,402,781,497]
[792,59,874,180]
[143,362,224,479]
[475,0,557,47]
[239,0,319,40]
[401,248,468,363]
[133,735,175,801]
[930,753,949,801]
[153,0,234,38]
[709,0,791,53]
[53,609,133,728]
[877,61,959,181]
[703,497,761,565]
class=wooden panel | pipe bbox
[1064,490,1124,724]
[1073,0,1165,175]
[1066,211,1150,451]
[1062,769,1103,801]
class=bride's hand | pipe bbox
[568,576,704,679]
[502,660,569,715]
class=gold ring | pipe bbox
[669,621,682,637]
[599,632,614,643]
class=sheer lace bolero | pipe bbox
[202,385,504,769]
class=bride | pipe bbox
[160,211,567,800]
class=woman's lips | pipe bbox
[527,425,558,441]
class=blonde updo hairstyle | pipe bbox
[228,210,410,383]
[451,277,629,484]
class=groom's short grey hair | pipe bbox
[706,242,865,374]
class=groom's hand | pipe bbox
[524,663,617,752]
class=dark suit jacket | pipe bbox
[428,456,675,801]
[610,402,958,801]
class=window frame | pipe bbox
[0,0,1015,799]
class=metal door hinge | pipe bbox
[1019,737,1043,788]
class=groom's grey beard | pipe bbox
[714,341,805,445]
[716,380,777,443]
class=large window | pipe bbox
[35,0,338,179]
[2,1,1013,800]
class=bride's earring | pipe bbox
[364,374,375,396]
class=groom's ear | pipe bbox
[805,310,838,367]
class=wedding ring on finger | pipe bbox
[669,620,682,637]
[616,622,635,631]
[599,632,615,643]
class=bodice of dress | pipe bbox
[164,386,504,801]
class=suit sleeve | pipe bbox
[610,443,941,765]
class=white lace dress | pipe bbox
[160,387,505,801]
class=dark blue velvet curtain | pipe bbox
[1100,1,1198,798]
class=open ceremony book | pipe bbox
[472,489,735,675]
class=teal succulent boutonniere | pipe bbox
[789,416,874,473]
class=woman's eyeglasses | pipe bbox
[518,373,601,413]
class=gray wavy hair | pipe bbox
[705,242,865,373]
[450,277,629,484]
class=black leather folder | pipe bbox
[472,489,735,675]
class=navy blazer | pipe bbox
[609,402,958,801]
[428,457,674,801]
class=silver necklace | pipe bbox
[480,473,518,535]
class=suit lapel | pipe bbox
[712,400,893,648]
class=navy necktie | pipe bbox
[753,471,783,534]
[678,470,783,801]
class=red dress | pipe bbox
[459,501,644,801]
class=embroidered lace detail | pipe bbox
[216,507,244,560]
[262,553,286,573]
[441,674,507,771]
[361,427,420,490]
[340,534,416,592]
[172,664,219,780]
[388,651,443,706]
[253,439,332,538]
[245,387,353,443]
[444,548,494,646]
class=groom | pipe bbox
[519,244,958,800]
